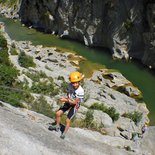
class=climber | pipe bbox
[49,71,84,139]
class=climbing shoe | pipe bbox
[48,125,60,132]
[60,133,65,139]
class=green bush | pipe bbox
[0,64,19,86]
[84,110,95,128]
[90,102,107,111]
[90,102,119,121]
[122,111,143,124]
[18,52,36,68]
[31,81,58,96]
[107,107,119,122]
[0,0,17,6]
[30,96,55,118]
[0,86,30,108]
[0,49,10,65]
[10,47,18,55]
[0,33,7,48]
[25,70,47,82]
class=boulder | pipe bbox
[93,110,113,128]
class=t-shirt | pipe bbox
[67,83,84,104]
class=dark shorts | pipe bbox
[59,102,79,120]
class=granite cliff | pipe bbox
[17,0,155,68]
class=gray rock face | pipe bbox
[142,3,155,68]
[0,102,154,155]
[0,102,135,155]
[13,0,154,68]
[93,110,113,128]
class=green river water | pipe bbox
[0,16,155,125]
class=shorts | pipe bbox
[59,102,79,120]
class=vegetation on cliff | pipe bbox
[0,0,17,6]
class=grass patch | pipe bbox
[79,60,105,78]
[90,102,119,121]
[0,86,32,108]
[31,81,59,96]
[83,109,96,129]
[0,48,19,86]
[71,110,103,132]
[27,72,59,96]
[30,96,55,118]
[0,0,17,6]
[0,48,10,66]
[18,52,36,68]
[10,47,18,55]
[122,111,143,125]
[0,33,7,48]
[25,70,47,82]
[0,34,33,108]
[0,64,19,86]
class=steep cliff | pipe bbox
[0,0,155,68]
[17,0,154,68]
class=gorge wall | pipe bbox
[1,0,155,68]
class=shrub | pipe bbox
[10,47,18,55]
[30,96,55,118]
[58,76,65,81]
[124,18,133,30]
[106,107,119,122]
[0,0,17,6]
[0,49,10,65]
[90,102,119,121]
[31,81,58,96]
[18,52,36,68]
[122,111,143,124]
[0,86,28,108]
[83,110,95,128]
[0,64,19,86]
[90,102,107,111]
[0,33,7,48]
[25,70,47,82]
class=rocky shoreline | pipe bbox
[0,19,155,154]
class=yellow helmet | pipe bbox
[69,71,84,82]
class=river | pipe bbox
[0,16,155,125]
